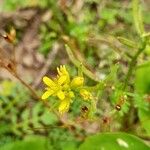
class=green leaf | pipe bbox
[0,136,52,150]
[135,65,150,134]
[41,111,58,125]
[138,109,150,135]
[135,65,150,94]
[79,132,150,150]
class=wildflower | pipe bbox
[42,65,93,114]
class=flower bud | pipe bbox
[80,89,92,100]
[71,76,84,87]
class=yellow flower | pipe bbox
[71,76,84,87]
[42,76,65,100]
[42,65,92,114]
[80,89,92,100]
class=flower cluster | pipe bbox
[42,65,92,114]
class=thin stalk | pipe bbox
[14,74,40,100]
[123,40,147,90]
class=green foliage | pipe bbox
[39,24,57,55]
[0,0,53,11]
[0,136,51,150]
[1,0,150,149]
[48,128,79,150]
[79,132,150,150]
[100,8,117,25]
[0,80,80,149]
[0,80,57,138]
[135,64,150,134]
[0,0,28,11]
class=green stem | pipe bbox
[123,40,147,90]
[14,74,40,100]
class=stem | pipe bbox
[12,72,53,111]
[14,74,40,100]
[123,40,147,90]
[12,44,16,64]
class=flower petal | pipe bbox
[57,65,70,83]
[58,99,70,114]
[57,90,65,100]
[57,67,62,76]
[58,75,67,85]
[43,76,55,87]
[41,90,53,100]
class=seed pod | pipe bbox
[81,106,88,113]
[115,95,127,111]
[2,28,16,43]
[81,106,89,118]
[115,105,121,111]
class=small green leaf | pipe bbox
[41,111,58,125]
[79,132,150,150]
[0,136,52,150]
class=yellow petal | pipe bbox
[71,76,84,87]
[57,75,67,85]
[59,65,68,74]
[57,67,62,76]
[41,90,53,100]
[57,91,65,100]
[57,65,70,83]
[43,76,55,87]
[58,99,70,114]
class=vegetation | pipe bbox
[0,0,150,149]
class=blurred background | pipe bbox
[0,0,150,150]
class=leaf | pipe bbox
[41,111,58,125]
[79,132,150,150]
[0,136,52,150]
[135,65,150,134]
[135,65,150,94]
[0,80,16,96]
[0,123,11,135]
[138,109,150,135]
